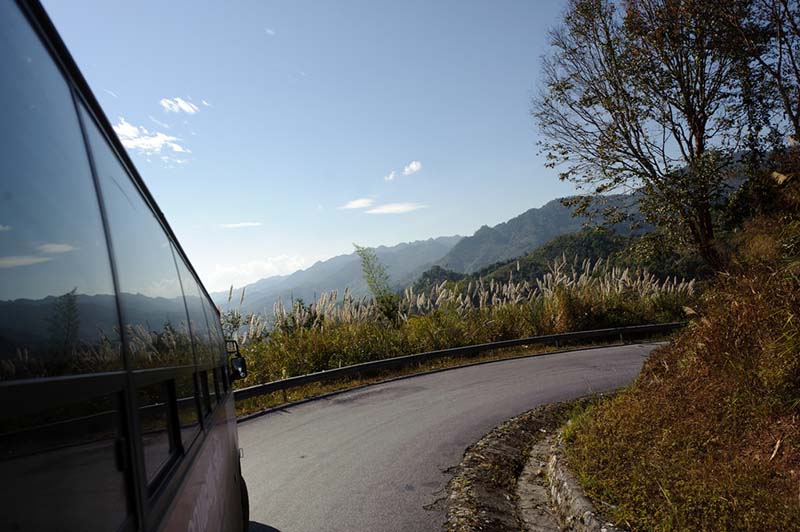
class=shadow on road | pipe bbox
[249,522,282,532]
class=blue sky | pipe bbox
[42,0,576,291]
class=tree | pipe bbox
[354,244,399,322]
[534,0,753,268]
[48,288,80,353]
[354,244,392,299]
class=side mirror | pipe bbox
[226,339,248,381]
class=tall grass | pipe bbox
[227,257,694,388]
[563,214,800,530]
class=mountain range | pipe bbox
[216,236,462,314]
[215,197,593,314]
[435,198,584,273]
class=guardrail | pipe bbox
[233,321,683,402]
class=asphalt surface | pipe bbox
[239,343,658,532]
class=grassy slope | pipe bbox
[564,212,800,530]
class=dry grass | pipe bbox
[563,215,800,531]
[227,257,694,394]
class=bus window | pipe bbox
[199,370,213,417]
[0,2,130,530]
[0,395,131,530]
[176,373,201,449]
[212,367,223,403]
[137,383,176,484]
[174,252,215,369]
[202,297,228,367]
[79,104,194,371]
[0,4,122,382]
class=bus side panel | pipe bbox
[159,394,244,532]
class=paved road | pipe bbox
[240,343,658,532]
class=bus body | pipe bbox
[0,1,249,530]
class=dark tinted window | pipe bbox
[79,105,193,370]
[0,3,121,381]
[174,254,214,368]
[212,367,222,404]
[176,373,200,449]
[199,370,212,417]
[204,298,228,367]
[0,5,130,529]
[0,395,130,530]
[137,383,174,484]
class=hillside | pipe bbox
[562,156,800,530]
[413,229,634,292]
[215,236,462,314]
[436,198,584,273]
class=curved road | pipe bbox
[240,343,658,532]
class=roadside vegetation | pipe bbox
[531,0,800,526]
[564,185,800,530]
[224,255,693,392]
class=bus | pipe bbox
[0,1,250,530]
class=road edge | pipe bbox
[443,397,600,532]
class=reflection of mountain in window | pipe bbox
[80,103,195,370]
[0,0,120,380]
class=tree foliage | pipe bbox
[534,0,758,268]
[354,243,399,322]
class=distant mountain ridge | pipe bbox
[435,198,584,273]
[215,236,462,314]
[215,194,641,315]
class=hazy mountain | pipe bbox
[214,236,462,314]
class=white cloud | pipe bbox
[103,89,119,99]
[37,243,76,254]
[220,222,262,229]
[0,225,10,232]
[339,198,375,209]
[113,118,190,157]
[366,202,426,214]
[160,97,199,114]
[201,99,211,107]
[206,255,308,291]
[384,170,396,182]
[265,28,276,36]
[149,115,170,129]
[403,160,422,176]
[0,255,52,269]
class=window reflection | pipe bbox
[176,373,200,449]
[0,395,130,530]
[0,3,130,528]
[0,2,121,381]
[203,297,227,366]
[174,254,214,368]
[79,105,194,370]
[199,370,212,417]
[137,383,174,483]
